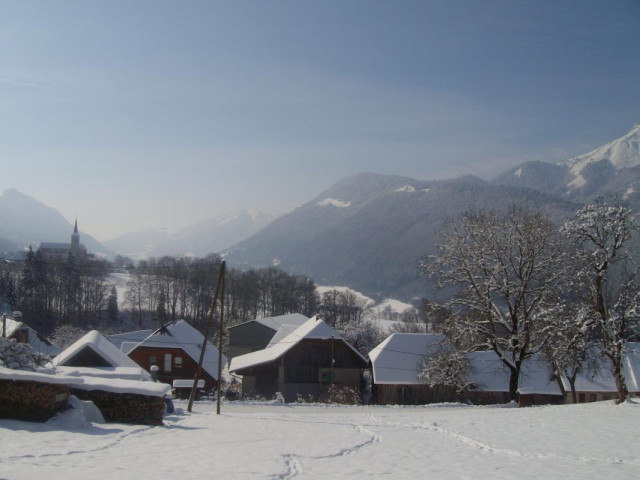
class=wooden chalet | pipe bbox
[227,313,309,359]
[229,316,368,402]
[126,320,227,392]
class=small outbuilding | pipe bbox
[229,316,368,402]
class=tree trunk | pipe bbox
[612,356,628,404]
[508,364,519,403]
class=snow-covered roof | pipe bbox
[368,333,562,395]
[71,376,171,397]
[368,333,447,385]
[559,343,640,393]
[2,317,61,356]
[0,366,85,386]
[52,330,142,369]
[128,320,227,381]
[56,366,152,382]
[229,316,367,372]
[108,329,153,350]
[229,313,309,333]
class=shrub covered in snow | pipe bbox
[0,338,50,371]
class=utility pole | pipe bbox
[188,261,226,413]
[216,267,226,415]
[330,335,335,403]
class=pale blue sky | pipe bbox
[2,0,639,241]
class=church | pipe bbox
[38,220,88,260]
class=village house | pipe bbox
[125,320,226,393]
[1,315,61,357]
[229,316,368,402]
[227,313,309,359]
[369,333,563,406]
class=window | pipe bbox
[164,354,172,372]
[175,357,183,369]
[149,355,157,366]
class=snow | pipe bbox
[55,366,152,382]
[567,173,587,189]
[316,285,374,306]
[70,376,171,397]
[252,313,310,332]
[0,366,84,385]
[514,168,523,178]
[563,123,640,174]
[395,185,416,193]
[623,186,635,199]
[108,329,154,350]
[317,197,352,208]
[0,366,166,396]
[371,298,414,315]
[2,400,639,479]
[369,333,446,384]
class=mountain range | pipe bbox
[2,123,639,301]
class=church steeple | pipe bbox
[71,218,80,256]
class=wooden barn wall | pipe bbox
[372,384,458,405]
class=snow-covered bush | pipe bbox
[0,338,50,371]
[327,385,362,405]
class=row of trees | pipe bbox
[125,256,319,330]
[0,248,115,334]
[420,197,639,404]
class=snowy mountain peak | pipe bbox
[563,123,640,175]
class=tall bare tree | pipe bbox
[421,207,565,401]
[562,196,640,403]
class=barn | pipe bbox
[229,316,368,402]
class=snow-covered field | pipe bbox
[2,400,639,479]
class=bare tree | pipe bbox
[421,207,565,401]
[562,196,640,403]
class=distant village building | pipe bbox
[38,220,88,260]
